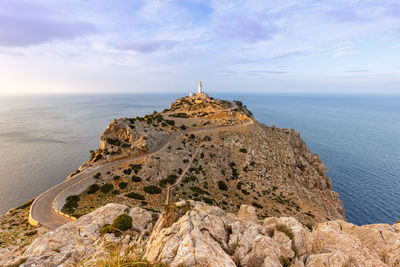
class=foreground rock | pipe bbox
[11,201,399,266]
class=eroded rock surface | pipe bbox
[6,201,400,266]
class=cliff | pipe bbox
[7,201,400,266]
[68,96,344,226]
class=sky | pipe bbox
[0,0,399,95]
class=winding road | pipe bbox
[29,120,253,229]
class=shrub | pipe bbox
[93,172,101,179]
[143,185,162,194]
[62,195,80,214]
[112,190,120,195]
[100,183,114,193]
[190,186,210,195]
[126,192,145,200]
[106,138,121,146]
[87,184,100,194]
[100,214,133,235]
[112,214,133,231]
[183,175,198,183]
[123,169,131,175]
[202,197,214,205]
[252,202,263,209]
[24,230,38,236]
[132,176,142,182]
[170,112,189,118]
[180,125,187,130]
[279,256,291,267]
[165,119,175,126]
[239,148,247,153]
[218,181,228,191]
[121,143,131,149]
[159,174,178,187]
[130,164,142,174]
[119,182,128,189]
[241,189,250,195]
[113,175,121,181]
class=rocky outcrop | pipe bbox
[145,202,400,266]
[7,201,400,266]
[14,203,153,267]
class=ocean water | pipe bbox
[0,93,399,226]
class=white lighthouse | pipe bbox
[190,81,209,99]
[198,81,202,93]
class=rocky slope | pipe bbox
[6,201,400,266]
[66,96,344,228]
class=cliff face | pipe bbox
[8,202,400,266]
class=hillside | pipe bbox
[64,95,344,227]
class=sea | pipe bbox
[0,93,399,226]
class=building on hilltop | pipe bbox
[190,81,209,99]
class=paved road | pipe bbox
[30,121,253,229]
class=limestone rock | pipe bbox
[19,204,153,266]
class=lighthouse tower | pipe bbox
[198,81,202,93]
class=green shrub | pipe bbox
[123,169,131,175]
[106,138,121,146]
[113,175,121,181]
[87,184,100,194]
[24,230,38,236]
[132,176,142,182]
[126,192,145,200]
[62,195,80,214]
[121,143,131,149]
[202,197,214,205]
[112,214,133,231]
[112,190,120,195]
[279,256,291,267]
[93,172,101,179]
[190,186,210,195]
[170,112,189,118]
[218,181,228,191]
[130,164,142,174]
[165,119,175,126]
[241,189,250,195]
[252,202,263,209]
[100,183,114,193]
[183,175,198,183]
[180,125,187,130]
[159,174,178,187]
[239,148,247,153]
[119,182,128,189]
[143,185,162,194]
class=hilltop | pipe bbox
[64,95,344,226]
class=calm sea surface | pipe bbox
[0,93,399,225]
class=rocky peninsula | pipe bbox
[1,94,399,266]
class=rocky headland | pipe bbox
[1,95,399,266]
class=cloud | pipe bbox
[344,70,368,73]
[248,70,287,75]
[216,16,277,42]
[0,1,96,47]
[116,39,179,53]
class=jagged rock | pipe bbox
[18,204,153,267]
[5,202,400,266]
[238,204,259,223]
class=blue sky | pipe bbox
[0,0,399,94]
